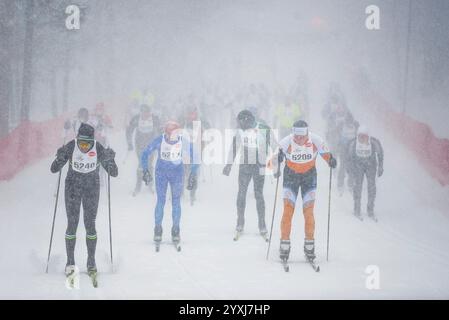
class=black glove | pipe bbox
[103,148,116,162]
[142,170,153,185]
[186,172,198,190]
[377,166,383,177]
[222,164,232,176]
[272,149,285,179]
[328,154,337,169]
[277,149,285,164]
[56,147,66,162]
[273,169,281,179]
[128,143,134,151]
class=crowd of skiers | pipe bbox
[322,86,384,220]
[51,80,384,281]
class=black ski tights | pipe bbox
[64,179,99,269]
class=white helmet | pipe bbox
[357,125,369,136]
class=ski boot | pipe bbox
[87,265,98,288]
[304,239,320,272]
[367,208,378,222]
[154,225,163,242]
[304,239,316,261]
[65,265,78,288]
[233,225,244,241]
[65,265,77,277]
[172,226,181,251]
[353,208,363,221]
[280,240,291,272]
[171,226,181,242]
[154,225,162,251]
[259,227,269,242]
[280,240,291,260]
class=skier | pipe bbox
[222,109,275,241]
[337,112,359,196]
[322,82,347,120]
[325,102,349,155]
[275,96,304,138]
[90,102,113,147]
[346,126,384,220]
[179,105,211,205]
[126,104,161,196]
[274,120,336,265]
[50,123,118,284]
[140,120,199,251]
[64,107,91,139]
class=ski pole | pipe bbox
[266,160,281,260]
[46,168,62,273]
[326,166,333,262]
[108,171,114,272]
[46,135,67,273]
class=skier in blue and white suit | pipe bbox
[141,120,199,244]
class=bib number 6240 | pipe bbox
[74,162,96,170]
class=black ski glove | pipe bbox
[277,149,285,164]
[142,170,153,185]
[328,154,337,169]
[186,172,198,190]
[222,164,232,176]
[103,148,116,162]
[377,166,383,177]
[56,147,66,162]
[273,150,284,178]
[273,168,281,179]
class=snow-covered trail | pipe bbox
[1,123,449,299]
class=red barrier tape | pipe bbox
[0,97,128,181]
[0,117,66,181]
[363,91,449,186]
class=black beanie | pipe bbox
[292,120,308,128]
[77,123,95,141]
[237,109,256,130]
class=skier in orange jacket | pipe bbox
[274,120,336,263]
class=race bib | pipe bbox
[356,139,372,158]
[160,138,182,162]
[241,128,258,149]
[138,117,154,134]
[289,141,315,164]
[72,140,98,173]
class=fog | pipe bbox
[2,0,448,136]
[1,0,449,300]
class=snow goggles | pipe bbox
[292,127,308,136]
[77,140,93,150]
